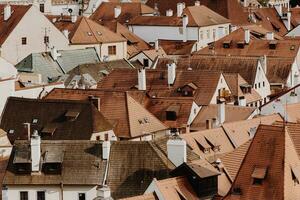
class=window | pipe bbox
[108,45,116,55]
[258,82,261,88]
[20,191,28,200]
[44,36,49,44]
[254,84,257,89]
[37,191,45,200]
[200,31,203,39]
[253,178,263,185]
[21,37,27,45]
[213,29,216,39]
[40,4,44,13]
[143,58,149,67]
[78,193,86,200]
[206,30,210,39]
[263,81,265,87]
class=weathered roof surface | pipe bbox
[140,48,167,62]
[146,0,249,25]
[16,48,100,83]
[65,59,135,88]
[0,5,31,45]
[101,20,150,57]
[224,124,300,200]
[120,193,158,200]
[286,103,300,123]
[291,7,300,27]
[50,16,125,44]
[191,104,255,130]
[223,73,262,104]
[196,28,300,58]
[146,97,194,128]
[3,140,107,185]
[0,97,112,143]
[159,40,196,55]
[242,24,283,40]
[90,2,156,24]
[266,57,295,84]
[107,137,199,199]
[44,89,167,139]
[97,69,222,105]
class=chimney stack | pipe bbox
[177,2,183,17]
[138,68,146,90]
[217,100,225,125]
[266,32,274,40]
[96,185,111,199]
[182,14,188,42]
[155,39,159,51]
[102,141,110,160]
[244,29,250,44]
[238,96,246,106]
[114,5,121,18]
[62,29,69,39]
[195,1,200,6]
[287,11,291,31]
[4,4,11,21]
[166,9,173,16]
[167,137,187,167]
[243,0,247,7]
[71,15,77,23]
[167,62,176,85]
[31,130,41,172]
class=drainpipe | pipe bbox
[60,182,64,200]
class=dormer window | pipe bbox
[194,138,211,153]
[237,41,245,49]
[42,150,64,174]
[269,40,277,49]
[166,105,180,121]
[252,167,267,185]
[65,110,80,121]
[223,40,232,48]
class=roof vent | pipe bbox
[223,40,232,48]
[269,40,277,49]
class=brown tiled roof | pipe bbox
[101,20,150,57]
[120,193,158,200]
[49,16,125,44]
[291,7,300,27]
[97,69,222,105]
[224,124,300,200]
[90,2,156,24]
[129,16,182,26]
[141,47,167,62]
[145,0,249,25]
[0,5,31,45]
[4,140,107,185]
[159,40,196,55]
[223,73,262,104]
[44,89,167,138]
[266,57,295,84]
[0,97,112,143]
[286,103,300,123]
[191,105,255,130]
[242,24,283,40]
[196,28,300,58]
[107,137,199,199]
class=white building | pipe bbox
[128,4,231,50]
[0,5,69,65]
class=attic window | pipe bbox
[269,40,277,49]
[65,110,80,121]
[42,124,57,136]
[237,41,245,49]
[166,105,180,121]
[252,167,267,185]
[223,40,232,48]
[97,31,102,36]
[205,137,220,152]
[138,117,150,125]
[291,166,300,184]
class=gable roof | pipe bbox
[0,5,31,45]
[44,88,167,139]
[90,2,156,24]
[0,97,112,143]
[146,0,249,25]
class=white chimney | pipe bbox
[71,15,77,23]
[195,1,200,6]
[138,68,146,90]
[166,9,173,16]
[4,5,11,21]
[217,100,225,124]
[167,62,176,85]
[114,6,121,18]
[243,0,247,7]
[238,96,246,106]
[287,11,291,31]
[50,47,61,61]
[96,185,111,199]
[102,141,110,160]
[244,29,250,44]
[177,3,183,17]
[155,39,159,51]
[182,14,188,42]
[167,137,187,167]
[62,29,69,39]
[266,32,274,40]
[31,130,41,172]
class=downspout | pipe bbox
[60,182,64,200]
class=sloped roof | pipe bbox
[145,0,249,25]
[44,88,167,139]
[0,97,112,143]
[120,193,158,200]
[90,2,156,24]
[224,124,300,200]
[196,28,300,58]
[266,57,295,84]
[0,5,31,45]
[3,140,107,185]
[159,40,196,55]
